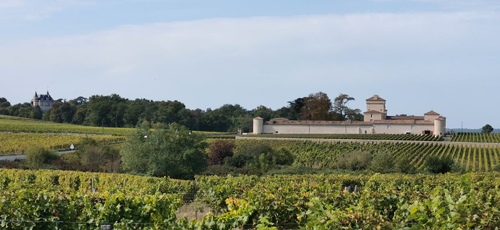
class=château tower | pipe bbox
[32,91,54,112]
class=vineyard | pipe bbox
[451,132,500,143]
[0,115,135,136]
[211,139,500,172]
[0,115,221,136]
[252,133,443,141]
[1,169,500,229]
[0,133,125,155]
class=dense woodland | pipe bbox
[0,92,362,132]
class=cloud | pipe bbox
[0,0,24,8]
[2,12,497,77]
[373,0,500,11]
[0,0,94,22]
[1,11,499,127]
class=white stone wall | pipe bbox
[373,124,434,135]
[261,123,437,135]
[263,124,373,134]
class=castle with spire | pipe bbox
[32,91,54,112]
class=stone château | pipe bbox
[32,91,54,112]
[253,95,446,136]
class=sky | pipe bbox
[0,0,499,129]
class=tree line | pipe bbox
[0,92,362,132]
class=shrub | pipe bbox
[225,154,253,168]
[80,145,121,172]
[395,156,416,174]
[204,165,249,176]
[493,163,500,172]
[25,145,59,169]
[236,143,275,158]
[226,143,275,168]
[207,140,235,165]
[370,151,394,173]
[335,151,372,171]
[451,162,466,174]
[425,155,455,174]
[274,147,294,166]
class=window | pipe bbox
[370,114,373,118]
[387,125,391,129]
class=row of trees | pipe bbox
[0,92,362,132]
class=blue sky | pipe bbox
[0,0,499,128]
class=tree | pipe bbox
[333,93,361,121]
[31,106,43,120]
[48,102,77,123]
[120,123,208,179]
[252,105,274,122]
[482,124,494,134]
[288,98,304,120]
[300,92,333,120]
[207,140,235,165]
[0,97,10,115]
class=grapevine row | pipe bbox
[221,139,500,172]
[451,132,500,143]
[2,169,500,229]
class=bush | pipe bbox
[370,151,394,173]
[395,156,416,174]
[236,143,275,158]
[25,145,59,169]
[204,165,249,176]
[425,155,455,174]
[121,123,208,180]
[225,154,253,168]
[274,147,294,166]
[207,140,235,165]
[451,162,466,174]
[493,163,500,172]
[226,143,275,168]
[335,151,372,171]
[80,145,121,172]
